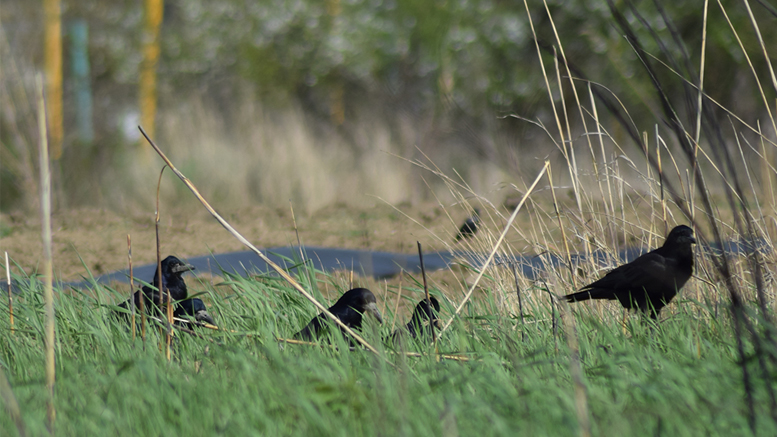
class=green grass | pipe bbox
[2,262,775,436]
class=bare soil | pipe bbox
[0,202,477,283]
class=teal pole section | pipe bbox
[69,19,93,143]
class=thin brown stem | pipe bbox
[5,252,13,334]
[417,241,436,348]
[440,161,549,334]
[128,235,135,341]
[36,73,56,433]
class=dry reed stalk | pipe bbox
[0,365,25,437]
[276,337,471,361]
[128,235,135,341]
[439,161,549,335]
[691,0,709,220]
[289,201,310,274]
[644,131,655,251]
[154,166,173,360]
[417,242,436,348]
[510,263,525,341]
[5,252,13,334]
[154,174,164,351]
[166,285,173,361]
[381,281,388,323]
[140,251,147,344]
[546,164,577,289]
[656,129,667,234]
[138,127,381,356]
[37,73,56,432]
[528,1,591,275]
[390,276,403,332]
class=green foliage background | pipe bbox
[1,0,775,211]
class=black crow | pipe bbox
[174,298,215,326]
[294,288,384,341]
[391,297,441,344]
[563,225,696,319]
[455,208,481,242]
[117,255,195,319]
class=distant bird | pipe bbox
[117,255,196,320]
[174,298,215,326]
[563,225,696,319]
[455,208,481,242]
[295,288,384,341]
[391,297,441,344]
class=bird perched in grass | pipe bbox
[295,288,383,341]
[117,255,199,320]
[454,208,481,242]
[563,225,696,319]
[174,297,215,326]
[391,297,441,344]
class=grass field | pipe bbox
[0,255,777,435]
[2,254,776,436]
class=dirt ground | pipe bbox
[0,202,488,284]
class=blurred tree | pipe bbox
[44,0,63,159]
[139,0,164,147]
[2,0,775,211]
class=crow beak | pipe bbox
[690,236,697,244]
[364,302,383,324]
[195,310,215,325]
[432,318,442,330]
[172,263,195,273]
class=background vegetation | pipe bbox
[2,0,775,213]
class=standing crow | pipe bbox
[391,297,441,344]
[563,225,696,319]
[117,255,196,319]
[455,208,481,242]
[294,288,384,341]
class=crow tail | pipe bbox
[563,288,615,302]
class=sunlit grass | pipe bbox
[1,260,775,436]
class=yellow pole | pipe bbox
[44,0,63,160]
[140,0,164,146]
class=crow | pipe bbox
[563,225,696,319]
[117,255,195,320]
[455,208,481,242]
[174,298,215,326]
[294,288,383,341]
[391,297,441,344]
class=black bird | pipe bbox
[117,255,195,319]
[174,298,215,326]
[391,297,441,343]
[295,288,384,341]
[563,225,696,319]
[455,208,481,242]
